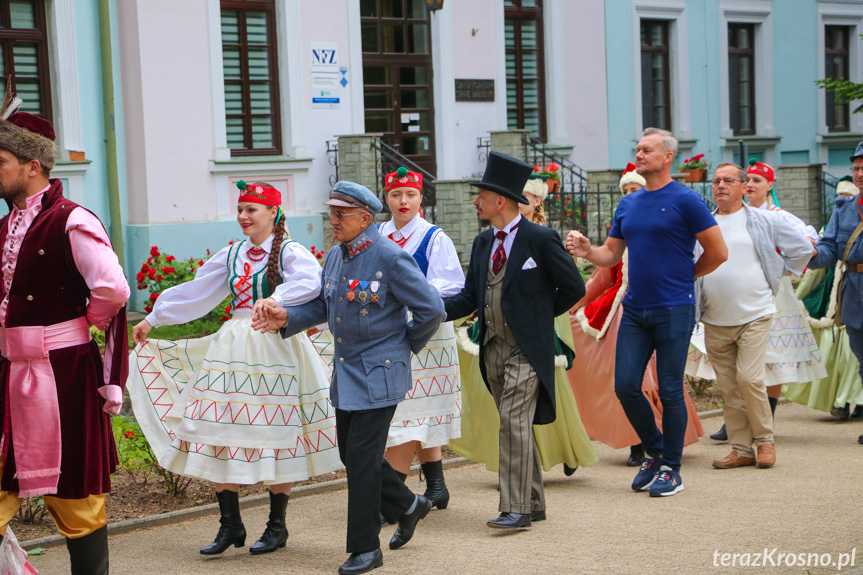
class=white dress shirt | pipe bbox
[488,213,523,270]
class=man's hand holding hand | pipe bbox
[251,298,289,333]
[566,230,592,258]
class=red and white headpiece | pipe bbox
[385,166,423,193]
[746,158,775,183]
[619,162,646,193]
[236,180,281,206]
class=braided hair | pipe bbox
[266,212,287,294]
[533,201,546,225]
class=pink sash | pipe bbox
[0,317,91,498]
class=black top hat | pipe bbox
[470,151,533,205]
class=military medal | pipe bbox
[358,281,370,303]
[370,281,380,303]
[360,308,369,316]
[347,280,359,302]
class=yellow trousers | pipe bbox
[0,490,106,539]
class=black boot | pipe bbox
[250,491,289,554]
[626,444,645,467]
[380,471,408,525]
[420,460,450,510]
[563,463,578,476]
[768,397,778,419]
[710,424,727,441]
[66,524,109,575]
[200,490,246,555]
[832,403,851,420]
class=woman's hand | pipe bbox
[132,320,153,344]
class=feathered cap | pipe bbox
[385,166,423,193]
[524,173,549,200]
[619,162,646,193]
[0,80,55,171]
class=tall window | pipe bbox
[221,0,281,156]
[826,26,851,133]
[505,0,546,140]
[728,23,755,136]
[0,0,51,122]
[640,20,671,131]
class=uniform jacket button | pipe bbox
[336,317,341,323]
[344,258,349,263]
[338,297,343,302]
[384,359,391,366]
[339,357,344,363]
[336,337,342,343]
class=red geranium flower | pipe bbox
[150,246,159,257]
[156,274,163,281]
[548,162,559,171]
[198,260,204,266]
[125,431,135,438]
[150,292,159,302]
[147,269,156,280]
[163,267,176,275]
[144,304,153,313]
[136,272,145,282]
[165,255,176,262]
[140,263,150,273]
[224,305,231,313]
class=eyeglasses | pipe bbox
[711,178,743,186]
[851,167,863,173]
[327,210,366,221]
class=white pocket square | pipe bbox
[521,257,537,270]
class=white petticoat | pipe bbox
[309,322,462,448]
[686,277,827,386]
[127,316,343,484]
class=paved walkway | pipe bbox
[30,404,863,574]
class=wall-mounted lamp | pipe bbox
[426,0,444,13]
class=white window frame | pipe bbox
[817,3,863,135]
[718,1,774,140]
[632,2,691,140]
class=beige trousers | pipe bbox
[483,336,544,515]
[704,315,775,457]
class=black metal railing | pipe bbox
[326,140,339,187]
[371,138,437,223]
[820,170,840,223]
[476,136,491,164]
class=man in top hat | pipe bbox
[808,142,863,445]
[443,151,585,529]
[0,110,129,574]
[251,181,445,574]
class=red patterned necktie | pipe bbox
[388,232,408,248]
[491,230,508,275]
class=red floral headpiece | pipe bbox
[385,166,423,193]
[746,158,774,183]
[236,180,281,206]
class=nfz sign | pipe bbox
[311,42,338,72]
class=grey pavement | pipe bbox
[30,403,863,575]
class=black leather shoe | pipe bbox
[832,403,851,420]
[626,444,645,467]
[389,495,432,550]
[530,510,546,522]
[563,464,577,476]
[710,424,727,441]
[487,512,531,529]
[338,549,383,575]
[249,491,289,554]
[852,405,863,418]
[858,433,863,445]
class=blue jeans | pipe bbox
[614,304,696,472]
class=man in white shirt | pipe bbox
[699,163,814,470]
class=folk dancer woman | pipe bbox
[128,181,342,556]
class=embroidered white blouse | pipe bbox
[378,213,465,297]
[145,235,321,327]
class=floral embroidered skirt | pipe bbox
[309,322,462,448]
[127,316,342,484]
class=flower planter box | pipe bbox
[683,169,706,183]
[547,179,561,194]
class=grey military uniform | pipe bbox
[282,223,445,409]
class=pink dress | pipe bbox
[567,255,704,449]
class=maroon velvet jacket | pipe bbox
[0,180,123,499]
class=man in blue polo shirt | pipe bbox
[567,128,727,496]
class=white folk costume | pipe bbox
[128,235,342,484]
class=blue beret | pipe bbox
[326,181,383,214]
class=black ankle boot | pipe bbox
[250,491,289,554]
[66,524,109,575]
[626,444,645,467]
[710,424,727,441]
[768,397,778,419]
[832,403,851,420]
[200,490,246,555]
[420,460,450,510]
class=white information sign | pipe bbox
[311,42,340,109]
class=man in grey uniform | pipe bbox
[252,181,445,575]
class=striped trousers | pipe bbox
[483,336,544,515]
